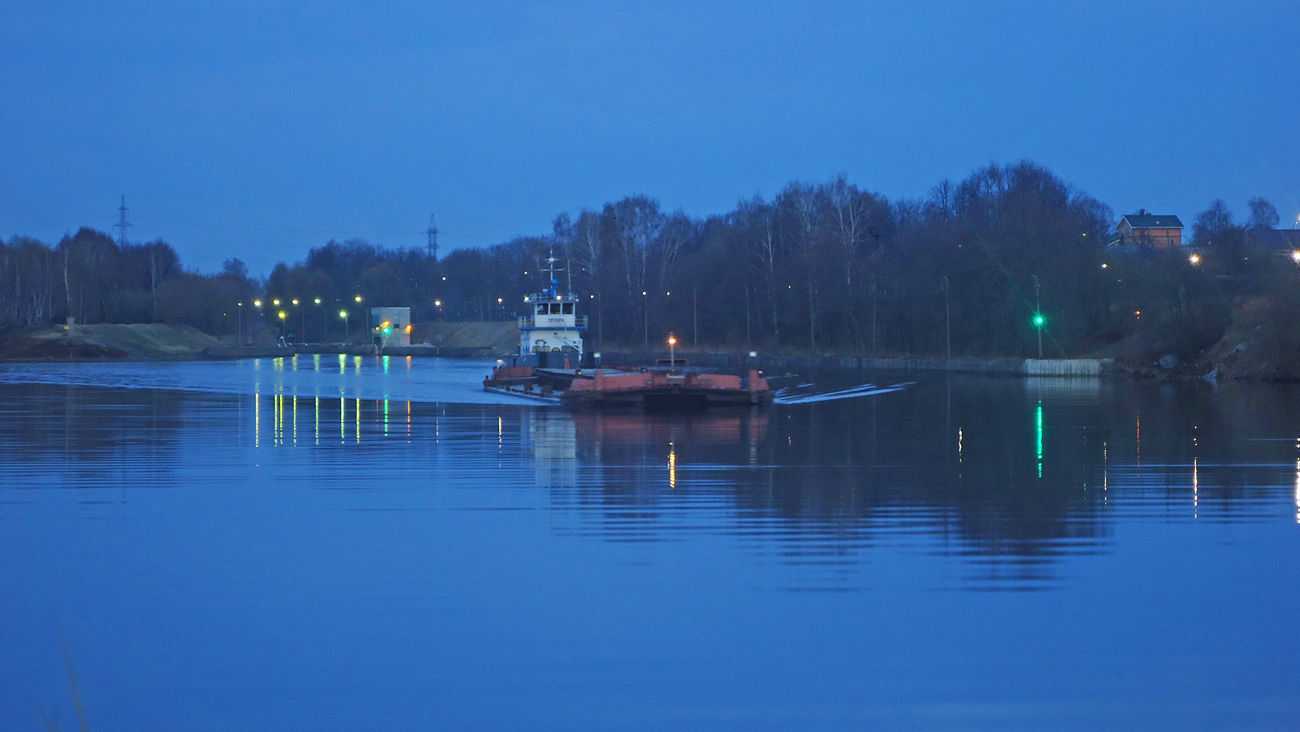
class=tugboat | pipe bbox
[483,254,773,409]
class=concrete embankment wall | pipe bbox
[205,344,497,359]
[593,351,1114,377]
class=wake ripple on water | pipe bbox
[774,381,915,404]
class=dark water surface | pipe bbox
[2,358,1298,730]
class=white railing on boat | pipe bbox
[519,315,588,329]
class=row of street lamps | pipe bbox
[236,295,366,344]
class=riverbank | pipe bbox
[0,324,226,361]
[592,351,1115,377]
[3,320,1291,382]
[0,322,521,362]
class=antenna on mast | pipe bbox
[115,195,132,247]
[425,214,439,260]
[543,247,560,298]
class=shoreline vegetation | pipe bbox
[4,161,1300,381]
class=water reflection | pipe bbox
[514,377,1300,588]
[3,375,1300,591]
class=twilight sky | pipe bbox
[2,1,1297,276]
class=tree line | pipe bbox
[6,161,1297,361]
[0,227,256,336]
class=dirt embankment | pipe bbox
[0,321,522,362]
[1098,291,1300,381]
[412,321,517,355]
[0,324,227,361]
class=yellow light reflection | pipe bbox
[314,397,320,446]
[340,396,346,443]
[292,395,298,447]
[355,398,361,443]
[1193,457,1199,518]
[383,399,389,436]
[668,441,677,489]
[254,392,260,448]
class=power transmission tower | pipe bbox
[425,214,439,261]
[115,195,132,246]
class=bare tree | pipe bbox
[1247,197,1280,230]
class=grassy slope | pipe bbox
[0,324,226,360]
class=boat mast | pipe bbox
[543,248,560,298]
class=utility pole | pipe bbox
[744,286,751,349]
[808,285,816,353]
[692,288,697,348]
[425,214,439,261]
[115,195,131,247]
[940,275,951,360]
[871,275,878,355]
[1032,274,1042,359]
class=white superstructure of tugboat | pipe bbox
[516,253,585,369]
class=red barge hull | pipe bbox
[483,366,773,410]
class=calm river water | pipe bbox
[2,356,1298,730]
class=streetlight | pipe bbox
[272,298,280,307]
[642,291,648,349]
[1291,250,1300,264]
[1189,253,1201,265]
[291,298,299,306]
[278,311,287,343]
[355,295,362,303]
[667,333,677,369]
[340,310,349,340]
[692,288,698,348]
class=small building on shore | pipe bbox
[370,307,411,348]
[1112,210,1184,249]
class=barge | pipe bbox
[483,254,772,409]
